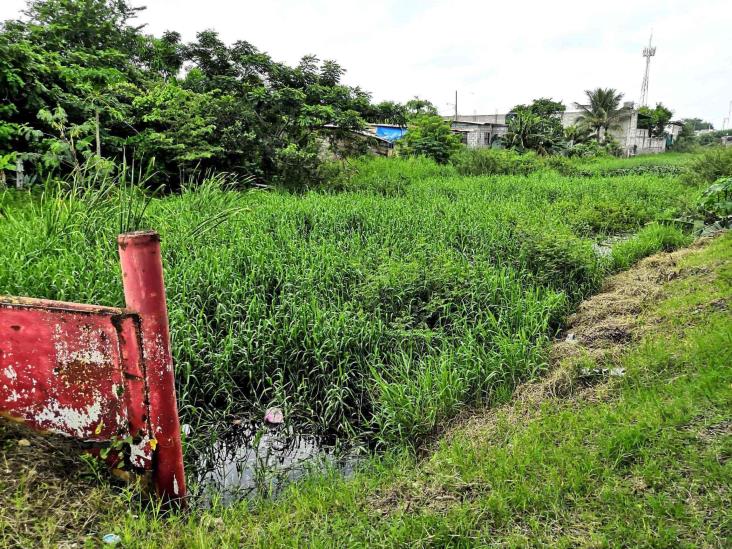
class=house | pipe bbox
[448,101,669,155]
[449,120,507,149]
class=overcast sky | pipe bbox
[2,0,731,127]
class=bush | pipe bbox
[685,146,732,184]
[396,115,462,164]
[697,177,732,227]
[452,148,542,176]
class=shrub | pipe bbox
[697,176,732,227]
[452,148,542,176]
[396,115,462,164]
[685,146,732,184]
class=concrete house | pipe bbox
[448,101,670,155]
[449,120,507,148]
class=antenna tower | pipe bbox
[640,34,656,107]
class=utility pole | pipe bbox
[640,34,656,107]
[454,90,458,121]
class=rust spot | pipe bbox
[56,359,112,399]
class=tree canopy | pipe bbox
[638,103,673,138]
[576,88,626,142]
[0,0,406,187]
[504,98,566,155]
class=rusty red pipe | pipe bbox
[117,231,186,504]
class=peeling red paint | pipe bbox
[0,231,186,504]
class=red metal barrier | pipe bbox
[0,231,186,503]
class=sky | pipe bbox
[2,0,731,128]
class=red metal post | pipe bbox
[117,231,186,503]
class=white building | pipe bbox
[449,102,669,155]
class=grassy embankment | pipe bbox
[3,152,726,546]
[2,218,726,547]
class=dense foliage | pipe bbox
[637,103,673,137]
[0,0,392,187]
[504,98,566,155]
[395,113,460,164]
[0,158,696,449]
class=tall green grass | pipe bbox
[0,160,696,449]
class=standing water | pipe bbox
[189,421,362,504]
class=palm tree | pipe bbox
[563,123,594,147]
[577,88,626,142]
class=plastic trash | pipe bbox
[102,533,121,545]
[264,407,284,425]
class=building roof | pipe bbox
[449,119,506,127]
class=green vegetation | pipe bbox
[1,3,730,547]
[395,113,461,164]
[638,102,674,137]
[686,146,732,184]
[0,157,697,449]
[102,233,732,548]
[0,0,407,187]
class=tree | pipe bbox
[576,88,626,142]
[504,98,566,155]
[512,97,566,119]
[396,114,461,164]
[365,101,408,127]
[0,0,384,188]
[638,103,673,137]
[405,97,438,117]
[682,118,714,132]
[563,123,593,147]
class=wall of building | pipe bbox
[450,121,505,149]
[452,106,667,155]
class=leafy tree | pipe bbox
[682,118,714,132]
[638,103,673,137]
[396,114,460,164]
[365,101,408,126]
[505,98,566,155]
[405,97,438,117]
[577,88,626,142]
[512,97,566,119]
[0,0,384,188]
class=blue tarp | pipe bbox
[375,126,407,142]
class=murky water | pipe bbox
[592,234,632,258]
[189,421,362,504]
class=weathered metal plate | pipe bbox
[0,231,186,503]
[0,296,132,440]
